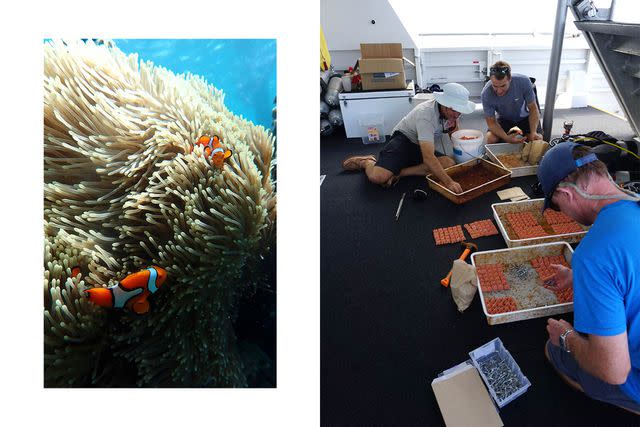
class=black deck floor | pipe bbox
[320,107,638,426]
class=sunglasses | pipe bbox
[490,66,510,76]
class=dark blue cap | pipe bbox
[537,142,598,210]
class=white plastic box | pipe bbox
[471,242,574,325]
[360,116,387,144]
[469,337,531,408]
[485,143,538,177]
[492,198,589,248]
[338,83,414,140]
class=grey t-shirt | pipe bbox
[393,98,446,145]
[481,73,535,122]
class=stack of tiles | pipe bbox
[543,209,573,225]
[531,255,573,304]
[464,219,499,239]
[484,296,518,314]
[433,225,466,245]
[530,255,569,281]
[476,263,509,292]
[554,287,574,304]
[550,222,583,234]
[543,209,583,235]
[506,211,547,239]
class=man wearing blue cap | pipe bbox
[538,142,640,413]
[342,82,476,193]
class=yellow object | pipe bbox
[600,139,640,161]
[320,26,331,71]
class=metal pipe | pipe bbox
[543,0,570,141]
[415,51,423,89]
[609,0,616,20]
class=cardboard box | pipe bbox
[432,363,503,427]
[359,43,406,91]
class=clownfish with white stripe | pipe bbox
[195,134,232,169]
[83,266,168,315]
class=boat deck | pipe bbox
[320,107,638,425]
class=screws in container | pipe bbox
[477,352,523,402]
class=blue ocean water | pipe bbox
[114,39,276,130]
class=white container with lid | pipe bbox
[451,129,484,163]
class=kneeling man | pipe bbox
[342,83,475,193]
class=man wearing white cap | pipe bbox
[342,82,476,192]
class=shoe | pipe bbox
[342,155,376,171]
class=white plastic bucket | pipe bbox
[451,129,485,163]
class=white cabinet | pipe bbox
[339,86,415,139]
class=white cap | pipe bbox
[433,83,476,114]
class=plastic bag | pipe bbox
[450,260,478,313]
[528,140,550,164]
[521,141,532,162]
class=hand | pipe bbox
[528,132,543,142]
[507,134,525,144]
[547,318,573,347]
[446,180,463,194]
[543,264,573,292]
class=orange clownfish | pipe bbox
[83,266,167,315]
[195,134,232,168]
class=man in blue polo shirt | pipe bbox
[482,60,542,144]
[538,142,640,414]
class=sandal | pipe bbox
[342,155,376,171]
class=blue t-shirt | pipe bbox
[572,200,640,402]
[481,73,535,122]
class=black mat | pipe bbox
[321,108,638,426]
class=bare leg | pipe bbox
[398,156,455,177]
[342,155,398,187]
[365,163,394,185]
[399,163,430,177]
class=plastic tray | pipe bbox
[485,143,538,177]
[426,158,511,204]
[471,242,574,325]
[492,198,589,247]
[469,337,531,408]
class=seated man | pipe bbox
[538,142,640,414]
[482,60,542,144]
[341,82,475,193]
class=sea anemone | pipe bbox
[44,39,276,387]
[44,222,108,386]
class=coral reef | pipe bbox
[44,40,276,387]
